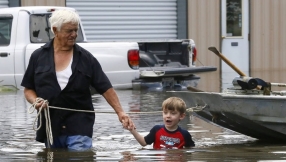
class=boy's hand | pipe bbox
[118,112,136,130]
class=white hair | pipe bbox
[49,9,80,34]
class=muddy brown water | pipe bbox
[0,89,286,161]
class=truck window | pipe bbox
[0,15,12,46]
[30,14,84,43]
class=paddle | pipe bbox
[187,47,250,91]
[187,86,204,92]
[207,47,271,91]
[187,46,246,92]
[208,46,246,77]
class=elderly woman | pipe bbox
[21,9,135,151]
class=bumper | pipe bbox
[132,75,200,91]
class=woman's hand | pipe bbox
[34,99,47,110]
[118,112,135,130]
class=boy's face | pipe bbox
[162,108,185,131]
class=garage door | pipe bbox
[66,0,177,41]
[0,0,8,8]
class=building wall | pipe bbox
[0,0,8,8]
[66,0,179,41]
[250,0,286,91]
[21,0,65,6]
[188,0,221,92]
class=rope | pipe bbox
[28,97,206,147]
[48,106,163,114]
[186,104,207,113]
[28,98,163,147]
[47,105,205,114]
[186,104,208,121]
[28,98,53,147]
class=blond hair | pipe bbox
[162,97,186,114]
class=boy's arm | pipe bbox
[130,129,147,146]
[183,130,195,148]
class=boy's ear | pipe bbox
[179,113,186,120]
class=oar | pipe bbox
[270,83,286,87]
[188,47,286,93]
[187,86,204,92]
[187,46,246,92]
[208,46,246,77]
[208,47,268,91]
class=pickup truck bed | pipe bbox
[133,40,217,90]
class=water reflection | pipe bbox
[36,149,96,161]
[2,90,286,161]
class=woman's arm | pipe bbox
[102,88,135,130]
[24,88,37,104]
[24,88,46,109]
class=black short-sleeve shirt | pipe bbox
[21,39,112,142]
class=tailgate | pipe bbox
[139,66,217,77]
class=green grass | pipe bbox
[0,86,17,92]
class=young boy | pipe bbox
[129,97,195,149]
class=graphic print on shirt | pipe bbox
[160,135,180,148]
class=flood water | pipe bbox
[1,89,286,161]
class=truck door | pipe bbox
[221,0,249,90]
[0,15,15,88]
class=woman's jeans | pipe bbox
[45,135,92,151]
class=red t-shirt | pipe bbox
[144,125,195,149]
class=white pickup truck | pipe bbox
[0,6,140,90]
[0,6,216,91]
